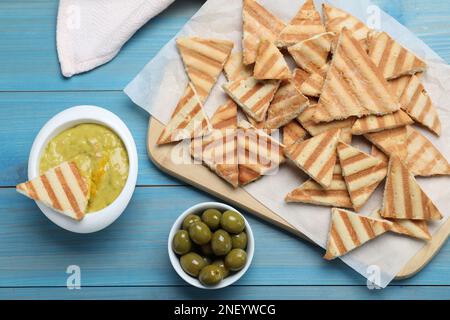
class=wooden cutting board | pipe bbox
[147,117,450,279]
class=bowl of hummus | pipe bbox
[28,105,138,233]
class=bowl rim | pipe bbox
[168,201,254,290]
[27,105,138,233]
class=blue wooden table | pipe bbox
[1,0,449,300]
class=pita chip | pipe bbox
[284,128,340,188]
[222,77,280,122]
[368,31,426,80]
[292,68,310,90]
[380,155,443,220]
[210,99,238,130]
[254,39,291,80]
[337,142,387,211]
[315,29,400,123]
[371,145,389,164]
[242,0,286,65]
[287,32,334,76]
[405,126,450,176]
[16,162,89,221]
[265,80,309,129]
[286,164,353,208]
[351,110,413,135]
[177,37,233,103]
[158,84,212,145]
[276,0,326,47]
[282,120,308,147]
[364,126,407,160]
[299,72,325,97]
[400,75,441,136]
[224,52,253,82]
[388,74,418,99]
[324,208,393,260]
[372,210,431,241]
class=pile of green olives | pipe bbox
[172,208,249,286]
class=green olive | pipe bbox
[211,229,232,256]
[199,265,223,286]
[225,249,247,271]
[201,243,214,256]
[180,252,206,277]
[212,260,229,278]
[201,209,222,230]
[188,221,212,245]
[231,232,247,250]
[182,214,201,230]
[221,210,245,234]
[172,230,192,255]
[202,256,212,266]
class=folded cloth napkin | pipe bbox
[56,0,175,77]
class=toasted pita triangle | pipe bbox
[211,99,238,130]
[286,164,353,208]
[364,126,407,160]
[283,120,308,147]
[297,104,354,141]
[288,32,334,76]
[351,110,413,135]
[380,155,443,220]
[388,74,422,99]
[158,84,212,145]
[16,162,89,220]
[292,68,309,90]
[299,72,325,97]
[324,208,392,260]
[177,37,233,103]
[276,0,326,47]
[265,80,309,129]
[284,128,340,188]
[371,145,388,164]
[254,39,291,80]
[237,120,285,185]
[405,126,450,176]
[322,4,371,49]
[337,142,387,211]
[400,75,441,136]
[224,52,253,82]
[315,29,400,122]
[368,31,426,80]
[372,210,431,241]
[242,0,286,65]
[223,77,280,122]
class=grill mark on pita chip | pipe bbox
[158,84,212,145]
[288,32,334,76]
[285,164,353,208]
[324,208,392,260]
[265,80,309,129]
[177,37,233,103]
[372,210,431,240]
[367,31,426,80]
[404,126,450,176]
[388,75,415,100]
[223,77,280,122]
[223,52,253,82]
[276,0,326,47]
[337,142,387,211]
[351,110,413,135]
[299,72,325,97]
[16,162,88,220]
[211,99,238,130]
[284,128,340,188]
[364,126,407,160]
[282,120,308,147]
[254,39,291,80]
[380,155,443,220]
[316,29,400,122]
[400,75,441,136]
[292,68,310,91]
[242,0,286,65]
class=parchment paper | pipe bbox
[124,0,450,288]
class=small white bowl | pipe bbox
[168,202,254,289]
[28,105,138,233]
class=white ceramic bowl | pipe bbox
[28,105,138,233]
[168,202,254,289]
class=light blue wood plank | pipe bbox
[1,187,449,288]
[0,91,180,186]
[0,0,449,92]
[1,285,449,300]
